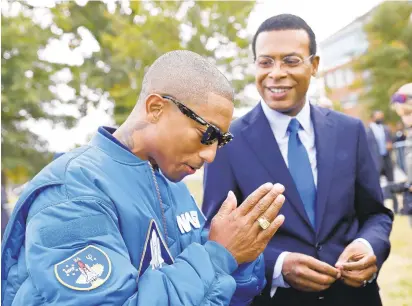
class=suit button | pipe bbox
[316,243,322,251]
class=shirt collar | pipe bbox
[260,97,312,139]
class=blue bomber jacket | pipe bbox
[1,127,266,306]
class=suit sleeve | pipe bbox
[18,197,238,306]
[354,121,394,269]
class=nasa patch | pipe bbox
[54,245,111,291]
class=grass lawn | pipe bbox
[184,179,412,306]
[379,215,412,306]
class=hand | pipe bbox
[209,183,285,264]
[335,241,377,288]
[282,253,341,292]
[386,142,393,151]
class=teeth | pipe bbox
[269,88,289,94]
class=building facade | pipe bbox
[319,7,375,119]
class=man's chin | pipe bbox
[265,100,295,112]
[163,172,185,183]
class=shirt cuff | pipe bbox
[353,238,376,282]
[353,238,374,254]
[270,251,290,297]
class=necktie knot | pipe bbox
[288,118,301,134]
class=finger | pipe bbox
[300,267,338,286]
[306,257,341,278]
[341,254,376,271]
[216,190,237,217]
[236,183,273,216]
[292,269,333,292]
[254,194,285,232]
[335,249,351,268]
[259,214,285,240]
[248,184,285,221]
[341,265,377,283]
[260,194,285,223]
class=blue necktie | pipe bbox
[287,118,316,227]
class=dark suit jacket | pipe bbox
[366,124,393,173]
[202,103,393,306]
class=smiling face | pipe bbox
[255,29,319,116]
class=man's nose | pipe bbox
[268,62,288,79]
[199,141,218,164]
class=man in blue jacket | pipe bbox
[2,50,286,305]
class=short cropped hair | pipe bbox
[139,50,234,105]
[252,14,317,60]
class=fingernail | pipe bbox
[275,194,285,203]
[263,182,273,189]
[273,183,285,193]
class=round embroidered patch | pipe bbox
[54,245,111,291]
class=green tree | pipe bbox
[2,0,255,183]
[52,0,255,123]
[353,1,412,122]
[1,2,80,182]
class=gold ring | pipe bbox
[257,217,271,230]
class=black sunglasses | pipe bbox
[161,95,233,148]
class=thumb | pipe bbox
[217,191,237,216]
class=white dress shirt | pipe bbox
[260,99,375,298]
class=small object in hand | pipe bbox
[257,217,271,230]
[363,280,367,287]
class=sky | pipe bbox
[27,0,384,152]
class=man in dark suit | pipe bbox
[367,110,394,182]
[202,14,393,306]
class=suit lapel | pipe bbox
[241,104,313,231]
[311,106,337,234]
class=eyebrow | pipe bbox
[258,52,304,58]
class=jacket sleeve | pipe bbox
[229,256,267,306]
[354,121,394,269]
[17,196,238,306]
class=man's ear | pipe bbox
[145,94,166,123]
[311,55,320,77]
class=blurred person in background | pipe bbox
[393,122,407,173]
[367,110,394,183]
[203,14,393,306]
[366,110,399,213]
[391,83,412,223]
[1,50,286,306]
